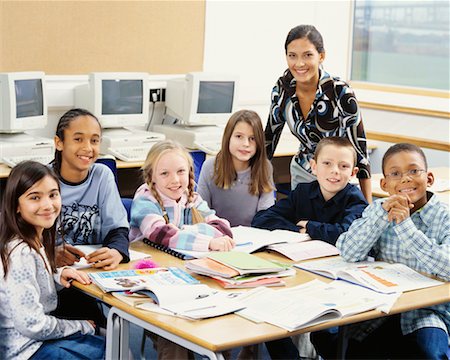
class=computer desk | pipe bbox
[74,240,450,360]
[0,138,377,198]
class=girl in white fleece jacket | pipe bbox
[0,161,105,360]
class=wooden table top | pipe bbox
[74,240,450,352]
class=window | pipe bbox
[351,1,449,91]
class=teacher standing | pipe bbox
[265,25,372,202]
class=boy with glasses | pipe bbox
[312,143,449,359]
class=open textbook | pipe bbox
[295,257,444,294]
[143,226,311,259]
[138,284,244,319]
[71,244,151,269]
[267,240,339,261]
[111,285,244,320]
[236,279,400,331]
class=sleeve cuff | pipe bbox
[54,266,70,285]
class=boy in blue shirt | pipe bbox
[313,143,449,359]
[252,136,368,245]
[254,136,368,360]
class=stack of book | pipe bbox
[185,251,295,288]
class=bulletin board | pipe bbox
[0,0,205,74]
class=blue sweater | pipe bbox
[252,181,368,244]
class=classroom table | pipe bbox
[371,167,450,205]
[74,240,450,360]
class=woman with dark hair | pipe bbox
[265,24,372,202]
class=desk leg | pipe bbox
[106,307,225,360]
[119,315,130,359]
[336,325,349,359]
[106,308,121,359]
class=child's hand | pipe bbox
[296,220,308,234]
[87,320,96,329]
[209,236,236,251]
[60,268,91,288]
[56,244,86,267]
[86,247,123,270]
[382,195,413,224]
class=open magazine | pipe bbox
[89,267,198,292]
[295,257,444,294]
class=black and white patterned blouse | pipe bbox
[265,68,370,179]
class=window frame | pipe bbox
[348,1,449,119]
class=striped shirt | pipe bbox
[129,183,232,251]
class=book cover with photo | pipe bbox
[89,267,198,292]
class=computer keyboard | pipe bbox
[2,154,54,168]
[107,146,153,162]
[194,140,222,155]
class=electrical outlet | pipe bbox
[150,88,166,102]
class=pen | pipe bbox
[183,305,216,313]
[236,242,253,247]
[63,240,81,260]
[195,294,210,299]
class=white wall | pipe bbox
[204,0,352,106]
[27,1,449,169]
[203,0,449,168]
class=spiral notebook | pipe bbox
[143,238,195,260]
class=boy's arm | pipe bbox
[305,195,368,245]
[337,201,390,261]
[252,194,300,232]
[393,211,450,281]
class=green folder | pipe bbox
[207,251,285,275]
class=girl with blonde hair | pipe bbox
[129,140,235,359]
[129,140,235,251]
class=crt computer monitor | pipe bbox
[0,72,47,133]
[165,72,239,127]
[75,72,150,129]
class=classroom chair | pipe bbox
[95,157,119,187]
[121,197,133,222]
[190,150,206,186]
[95,157,133,220]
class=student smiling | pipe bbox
[313,143,450,359]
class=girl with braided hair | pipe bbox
[129,140,235,359]
[129,140,235,252]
